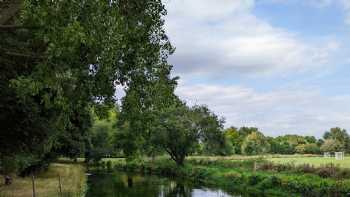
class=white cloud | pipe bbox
[176,82,350,137]
[162,0,349,137]
[164,0,338,77]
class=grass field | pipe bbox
[102,155,350,169]
[0,163,86,197]
[268,156,350,168]
[103,155,350,168]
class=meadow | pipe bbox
[0,163,86,197]
[269,156,350,168]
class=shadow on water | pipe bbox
[85,171,240,197]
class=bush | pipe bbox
[187,166,211,182]
[257,176,281,190]
[317,164,337,178]
[247,174,265,185]
[295,164,316,174]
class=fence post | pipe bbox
[58,174,62,197]
[254,161,257,172]
[32,175,36,197]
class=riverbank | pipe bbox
[101,157,350,197]
[0,163,86,197]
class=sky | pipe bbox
[163,0,350,137]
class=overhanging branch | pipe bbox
[0,25,40,31]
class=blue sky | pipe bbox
[163,0,350,138]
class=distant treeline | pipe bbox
[223,127,350,155]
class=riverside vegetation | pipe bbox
[92,156,350,197]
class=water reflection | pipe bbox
[86,171,236,197]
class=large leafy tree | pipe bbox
[224,127,239,154]
[241,131,270,155]
[85,108,119,163]
[1,0,173,175]
[321,139,344,152]
[117,63,178,158]
[151,104,225,166]
[323,127,350,152]
[223,127,259,154]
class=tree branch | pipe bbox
[0,0,22,25]
[3,50,44,59]
[0,25,40,31]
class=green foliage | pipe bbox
[224,127,240,154]
[86,108,119,163]
[108,157,350,196]
[241,132,270,155]
[295,143,320,154]
[1,0,173,176]
[224,127,261,154]
[323,127,350,152]
[151,104,226,166]
[320,139,344,152]
[267,134,322,155]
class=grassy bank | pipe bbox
[0,163,86,197]
[100,157,350,197]
[269,156,350,168]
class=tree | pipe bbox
[323,127,350,152]
[151,104,225,166]
[51,107,92,160]
[241,132,270,155]
[270,135,310,154]
[85,108,119,163]
[224,127,259,154]
[193,106,227,156]
[225,127,240,154]
[1,0,173,178]
[305,136,317,144]
[304,143,321,154]
[295,143,320,154]
[117,67,178,158]
[321,139,344,153]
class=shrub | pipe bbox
[295,164,316,174]
[188,166,210,182]
[247,174,265,185]
[223,171,242,179]
[317,164,337,178]
[257,176,281,190]
[257,161,275,171]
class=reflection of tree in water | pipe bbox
[163,182,192,197]
[86,172,238,197]
[127,176,133,188]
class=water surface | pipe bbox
[86,171,238,197]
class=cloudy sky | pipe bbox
[163,0,350,137]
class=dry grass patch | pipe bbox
[0,163,86,197]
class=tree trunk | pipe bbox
[175,155,185,167]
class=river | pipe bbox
[85,171,241,197]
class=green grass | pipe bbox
[0,163,86,197]
[100,156,350,196]
[269,156,350,168]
